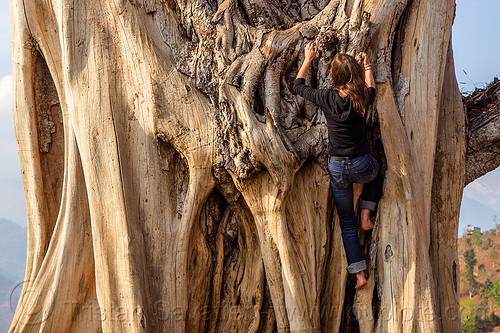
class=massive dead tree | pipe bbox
[8,0,500,331]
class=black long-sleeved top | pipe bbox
[293,77,376,157]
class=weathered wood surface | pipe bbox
[465,79,500,185]
[9,0,497,331]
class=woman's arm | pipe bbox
[361,52,375,88]
[296,42,317,79]
[293,42,331,105]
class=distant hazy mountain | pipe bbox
[0,273,14,308]
[0,219,25,332]
[459,196,499,237]
[0,272,17,333]
[0,218,26,282]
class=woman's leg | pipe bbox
[329,172,367,274]
[329,158,369,289]
[349,154,384,230]
[359,171,383,230]
[359,169,383,210]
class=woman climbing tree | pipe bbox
[293,42,383,290]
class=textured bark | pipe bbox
[8,0,490,332]
[465,80,500,185]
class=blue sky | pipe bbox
[453,0,500,93]
[0,1,11,77]
[0,0,499,236]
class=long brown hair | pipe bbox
[329,53,370,116]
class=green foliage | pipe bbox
[480,237,492,250]
[489,250,498,260]
[472,230,483,247]
[475,312,500,332]
[481,278,493,298]
[460,298,477,333]
[459,225,500,332]
[484,229,495,236]
[461,297,479,308]
[463,249,477,271]
[492,279,500,307]
[461,298,481,333]
[461,313,478,333]
[463,249,479,296]
[487,312,500,328]
[461,297,500,332]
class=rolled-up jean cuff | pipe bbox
[359,199,377,211]
[346,260,367,274]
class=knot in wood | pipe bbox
[384,244,393,262]
[315,26,338,61]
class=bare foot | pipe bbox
[360,208,374,231]
[355,270,368,290]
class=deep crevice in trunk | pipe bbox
[33,47,64,257]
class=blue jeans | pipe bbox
[328,153,382,274]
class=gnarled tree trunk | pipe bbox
[8,0,498,331]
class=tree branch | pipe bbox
[465,79,500,185]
